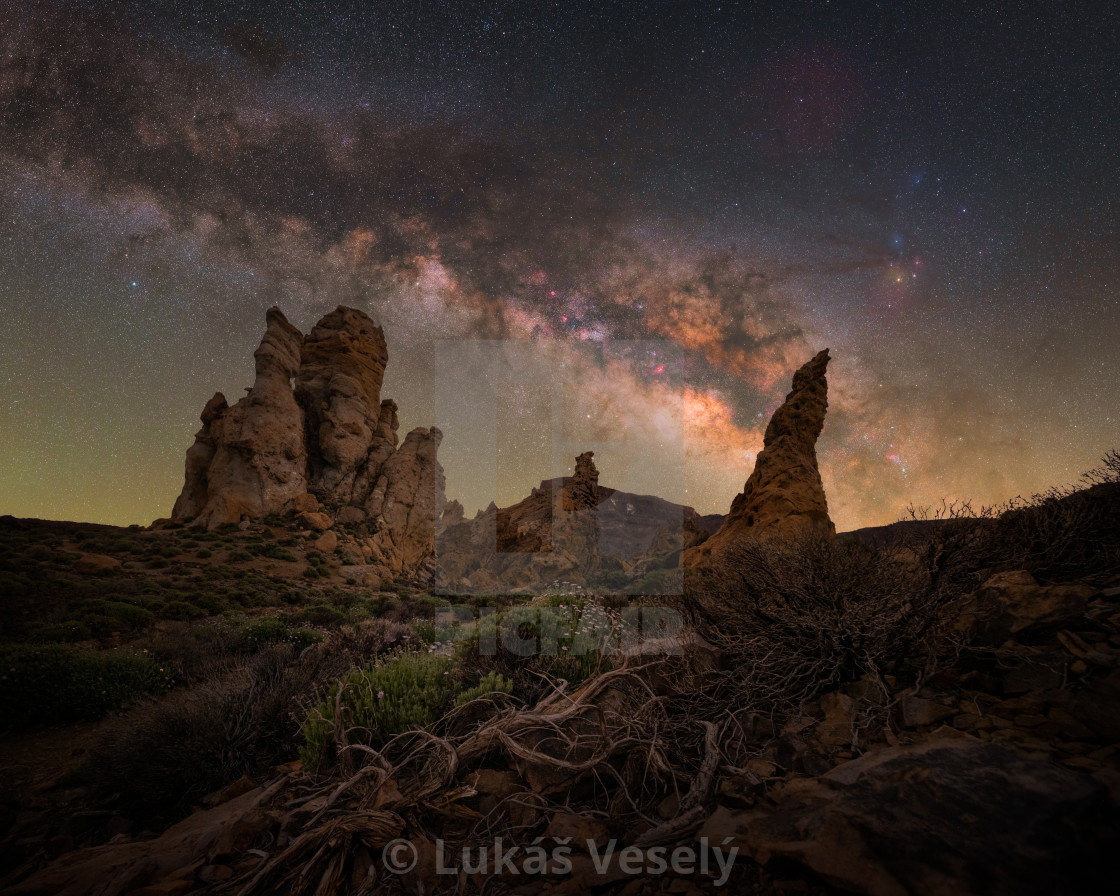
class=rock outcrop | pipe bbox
[294,307,392,504]
[172,308,308,529]
[561,451,600,511]
[435,452,606,593]
[434,452,720,594]
[170,306,443,578]
[687,348,834,563]
[701,735,1116,896]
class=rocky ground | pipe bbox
[2,320,1116,893]
[2,517,1117,894]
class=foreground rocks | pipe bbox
[169,306,444,580]
[687,348,834,565]
[703,735,1116,896]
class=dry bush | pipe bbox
[1081,448,1120,486]
[903,461,1120,586]
[87,644,350,820]
[223,662,716,896]
[685,534,956,713]
[986,482,1120,584]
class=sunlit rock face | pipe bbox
[172,307,308,529]
[170,305,443,577]
[294,306,390,505]
[687,348,834,564]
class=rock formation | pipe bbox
[171,306,444,578]
[172,308,308,528]
[687,348,834,563]
[294,307,391,504]
[434,452,721,594]
[435,452,605,592]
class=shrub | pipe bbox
[686,534,947,711]
[0,571,32,595]
[160,601,206,621]
[27,620,92,643]
[83,600,154,631]
[450,601,614,703]
[299,604,347,627]
[240,616,288,648]
[196,548,212,559]
[454,670,513,706]
[300,653,458,769]
[0,644,166,726]
[87,645,347,818]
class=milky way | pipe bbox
[1,0,1117,530]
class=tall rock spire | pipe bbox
[172,307,307,529]
[687,348,834,562]
[170,306,444,578]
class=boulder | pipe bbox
[313,530,338,554]
[297,511,332,531]
[700,736,1117,896]
[6,781,286,896]
[335,506,367,525]
[286,493,319,514]
[899,695,957,728]
[544,812,611,851]
[948,570,1093,644]
[815,691,856,746]
[74,553,122,575]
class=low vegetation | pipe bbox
[0,453,1117,891]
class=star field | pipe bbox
[0,0,1117,530]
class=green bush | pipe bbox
[299,604,347,627]
[300,653,458,768]
[83,600,154,630]
[239,616,287,648]
[196,548,212,559]
[27,620,92,643]
[0,571,32,595]
[455,671,513,706]
[0,644,166,726]
[160,601,206,621]
[451,602,614,701]
[359,594,395,617]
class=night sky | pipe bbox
[1,0,1117,531]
